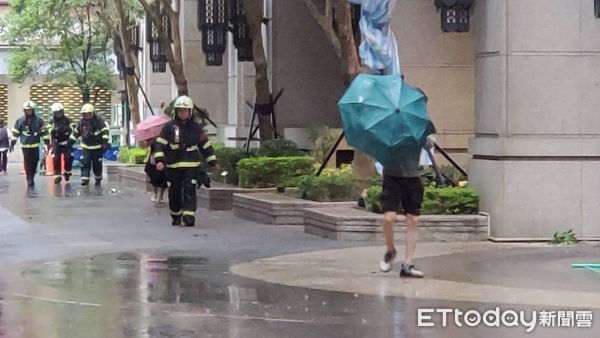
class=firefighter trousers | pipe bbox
[81,149,104,183]
[53,145,73,177]
[22,147,39,180]
[166,168,199,219]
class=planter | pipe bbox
[198,186,277,211]
[304,206,488,241]
[233,192,355,225]
[107,164,152,192]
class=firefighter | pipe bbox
[69,103,110,186]
[10,100,49,187]
[155,95,217,227]
[48,102,74,184]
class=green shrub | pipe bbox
[365,185,383,213]
[117,147,149,164]
[117,147,129,163]
[299,171,355,202]
[213,145,250,185]
[237,156,315,188]
[364,185,479,215]
[256,139,305,157]
[421,187,479,215]
[307,125,338,164]
[421,165,468,187]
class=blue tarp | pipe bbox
[348,0,400,75]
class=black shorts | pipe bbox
[380,176,424,215]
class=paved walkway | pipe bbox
[0,163,598,337]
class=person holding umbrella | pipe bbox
[378,135,435,278]
[145,137,167,203]
[134,113,173,204]
[339,0,436,278]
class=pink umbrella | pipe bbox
[134,114,172,141]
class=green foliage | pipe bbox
[365,185,383,214]
[1,0,114,100]
[213,144,251,185]
[307,125,338,164]
[298,169,355,202]
[117,147,149,164]
[237,156,315,188]
[551,229,578,245]
[364,185,479,215]
[256,139,305,157]
[421,187,479,215]
[421,165,468,187]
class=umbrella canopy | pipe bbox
[133,114,172,141]
[339,73,436,168]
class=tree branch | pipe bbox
[302,0,341,58]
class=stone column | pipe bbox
[469,0,600,239]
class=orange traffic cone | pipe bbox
[46,154,65,176]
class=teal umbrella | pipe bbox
[339,74,436,168]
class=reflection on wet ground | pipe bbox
[0,252,593,338]
[0,167,598,337]
[3,252,416,338]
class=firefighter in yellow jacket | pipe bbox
[155,95,217,227]
[69,103,110,186]
[10,100,49,187]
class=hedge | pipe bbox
[117,147,149,164]
[298,171,354,202]
[237,156,315,188]
[212,144,250,185]
[255,139,305,157]
[365,185,479,215]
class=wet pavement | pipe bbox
[0,163,598,337]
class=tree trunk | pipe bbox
[115,0,141,126]
[139,0,188,96]
[332,0,374,179]
[241,0,273,141]
[162,0,188,96]
[82,86,91,103]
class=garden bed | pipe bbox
[232,192,355,225]
[198,186,277,211]
[304,206,488,241]
[106,164,151,191]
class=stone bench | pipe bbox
[233,192,356,225]
[304,206,489,241]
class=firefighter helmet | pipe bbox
[51,102,64,113]
[22,100,36,110]
[80,103,95,114]
[173,95,194,109]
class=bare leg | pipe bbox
[159,187,166,201]
[152,186,158,201]
[383,211,397,253]
[404,213,419,263]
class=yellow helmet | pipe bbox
[173,95,193,109]
[80,103,95,114]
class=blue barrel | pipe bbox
[72,148,84,168]
[104,146,119,161]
